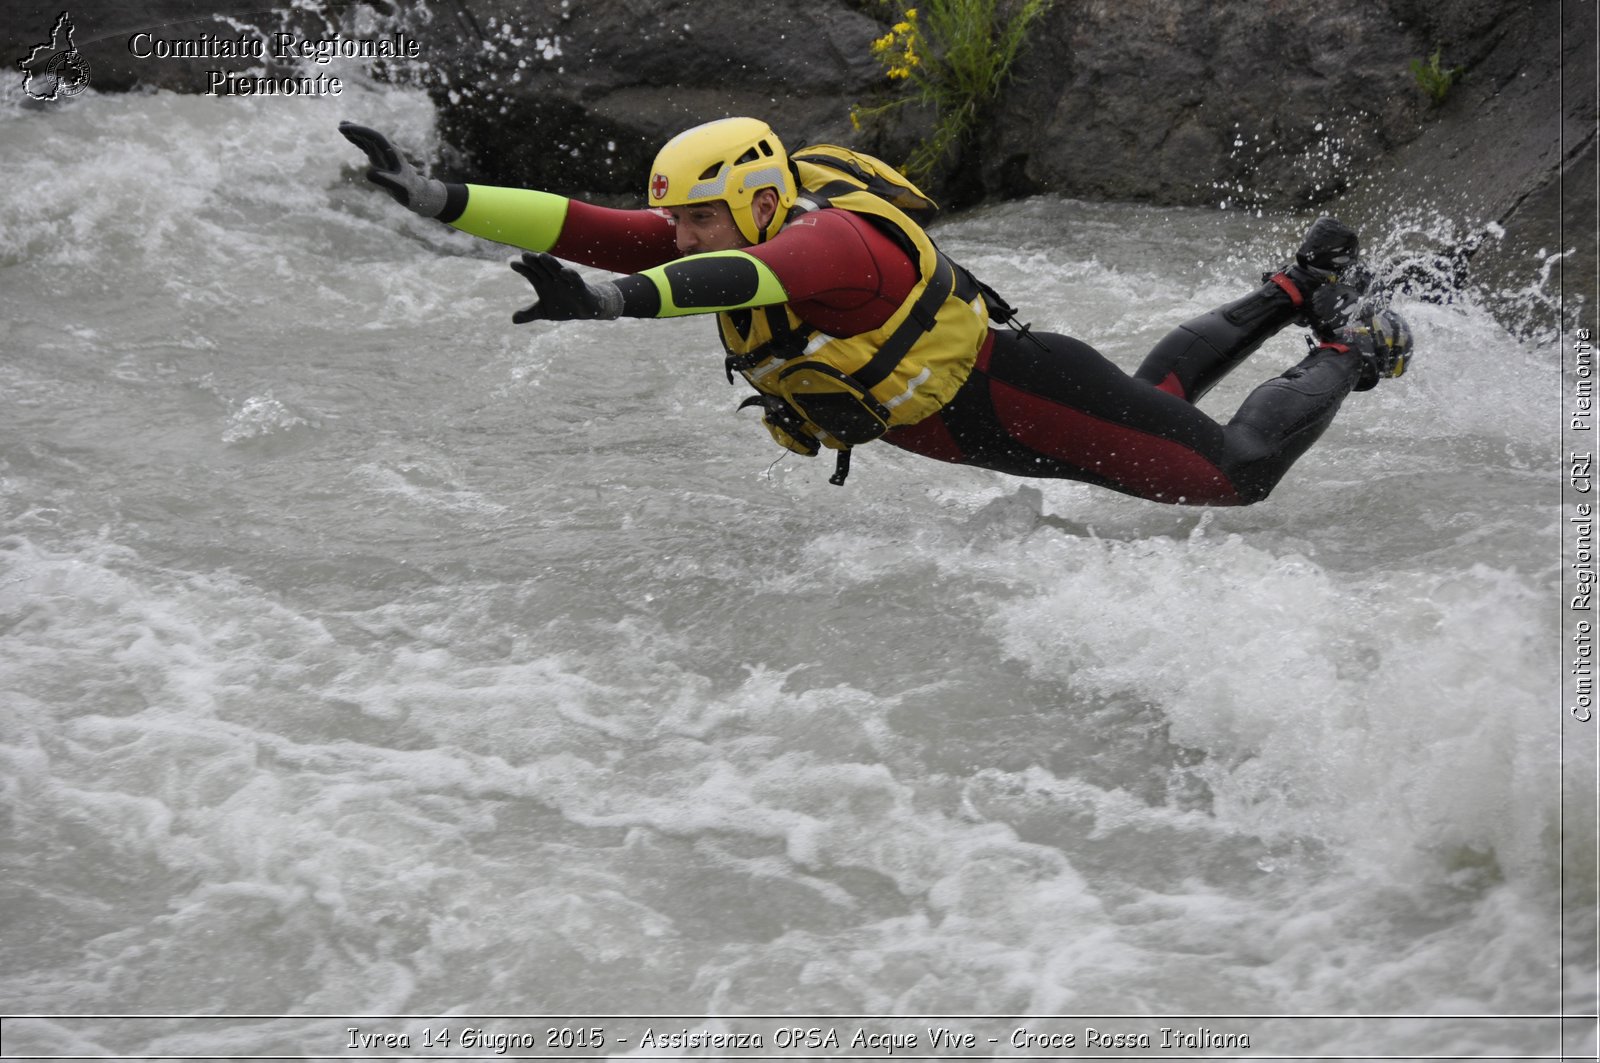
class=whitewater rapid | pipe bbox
[0,82,1592,1059]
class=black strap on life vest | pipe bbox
[792,173,927,272]
[791,154,879,189]
[738,392,855,486]
[720,162,1005,488]
[789,152,939,227]
[956,260,1049,353]
[829,448,852,486]
[852,251,956,391]
[723,306,808,382]
[725,250,975,489]
[737,393,819,456]
[723,249,959,392]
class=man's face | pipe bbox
[667,201,747,255]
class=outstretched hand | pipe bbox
[511,253,622,322]
[338,121,447,218]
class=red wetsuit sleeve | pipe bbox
[744,209,919,337]
[549,200,681,275]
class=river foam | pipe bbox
[0,84,1589,1057]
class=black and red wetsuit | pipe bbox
[525,198,1365,505]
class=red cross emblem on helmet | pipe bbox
[650,173,669,200]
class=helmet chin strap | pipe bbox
[759,209,789,242]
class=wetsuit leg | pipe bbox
[886,330,1243,503]
[883,329,1363,505]
[1133,279,1299,401]
[1221,346,1363,502]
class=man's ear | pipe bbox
[752,187,782,231]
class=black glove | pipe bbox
[338,121,447,218]
[510,252,622,322]
[1306,278,1361,337]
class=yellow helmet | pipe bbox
[647,117,797,244]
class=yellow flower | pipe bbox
[868,5,922,82]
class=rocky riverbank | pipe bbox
[7,0,1593,330]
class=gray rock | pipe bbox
[1330,0,1594,332]
[9,0,1588,330]
[401,0,885,196]
[977,0,1590,331]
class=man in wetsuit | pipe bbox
[340,117,1413,504]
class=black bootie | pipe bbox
[1266,216,1371,339]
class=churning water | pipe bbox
[0,83,1593,1060]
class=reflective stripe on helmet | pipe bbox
[648,118,798,244]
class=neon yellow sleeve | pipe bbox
[449,185,570,252]
[623,250,790,318]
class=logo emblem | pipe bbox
[18,11,92,101]
[650,173,669,201]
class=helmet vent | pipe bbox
[734,147,761,166]
[698,163,723,180]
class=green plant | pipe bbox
[851,0,1054,185]
[1410,47,1464,105]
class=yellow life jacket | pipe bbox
[720,146,996,475]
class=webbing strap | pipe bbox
[852,252,955,390]
[723,251,957,394]
[791,153,878,188]
[806,179,865,205]
[1269,271,1305,307]
[829,449,852,486]
[723,306,806,382]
